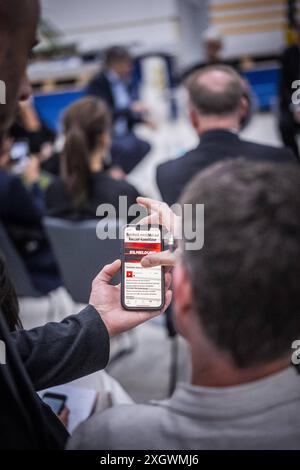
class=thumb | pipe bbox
[141,251,176,268]
[94,259,121,284]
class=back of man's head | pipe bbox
[186,65,244,117]
[180,159,300,369]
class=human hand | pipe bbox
[144,119,158,131]
[137,197,181,237]
[58,406,70,428]
[137,197,181,268]
[23,155,40,185]
[89,260,172,338]
[18,99,41,132]
[131,100,149,114]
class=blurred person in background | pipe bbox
[10,99,55,160]
[157,65,296,206]
[87,45,153,174]
[181,27,239,81]
[180,27,253,130]
[0,135,61,294]
[202,26,224,65]
[69,160,300,450]
[278,22,300,159]
[45,97,140,220]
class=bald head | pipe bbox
[186,65,244,117]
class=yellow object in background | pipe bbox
[286,27,298,45]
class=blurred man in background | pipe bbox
[157,65,296,206]
[87,46,152,174]
[279,23,300,159]
[181,27,239,81]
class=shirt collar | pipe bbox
[152,366,300,419]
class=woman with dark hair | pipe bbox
[45,97,140,220]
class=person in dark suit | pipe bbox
[157,65,297,206]
[87,46,152,174]
[45,97,140,220]
[278,29,300,158]
[0,0,172,450]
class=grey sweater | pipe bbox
[68,366,300,450]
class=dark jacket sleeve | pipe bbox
[10,306,110,391]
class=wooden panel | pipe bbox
[210,0,285,12]
[220,21,286,36]
[212,9,284,24]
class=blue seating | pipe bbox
[34,89,86,132]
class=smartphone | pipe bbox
[10,140,29,162]
[10,140,30,175]
[42,392,67,415]
[121,225,165,311]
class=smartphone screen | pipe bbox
[122,225,164,310]
[10,141,29,161]
[42,393,67,415]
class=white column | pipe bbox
[175,0,210,68]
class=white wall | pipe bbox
[176,0,210,66]
[210,0,286,59]
[40,0,287,66]
[41,0,179,53]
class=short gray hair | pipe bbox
[186,65,244,117]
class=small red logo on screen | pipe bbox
[126,271,133,278]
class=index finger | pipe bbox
[137,197,175,233]
[137,197,165,214]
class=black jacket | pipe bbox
[0,171,44,227]
[279,45,300,114]
[157,129,297,206]
[45,171,140,221]
[0,305,109,449]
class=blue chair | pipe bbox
[44,217,136,363]
[43,218,123,304]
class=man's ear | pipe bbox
[238,96,249,123]
[173,263,194,336]
[189,104,200,132]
